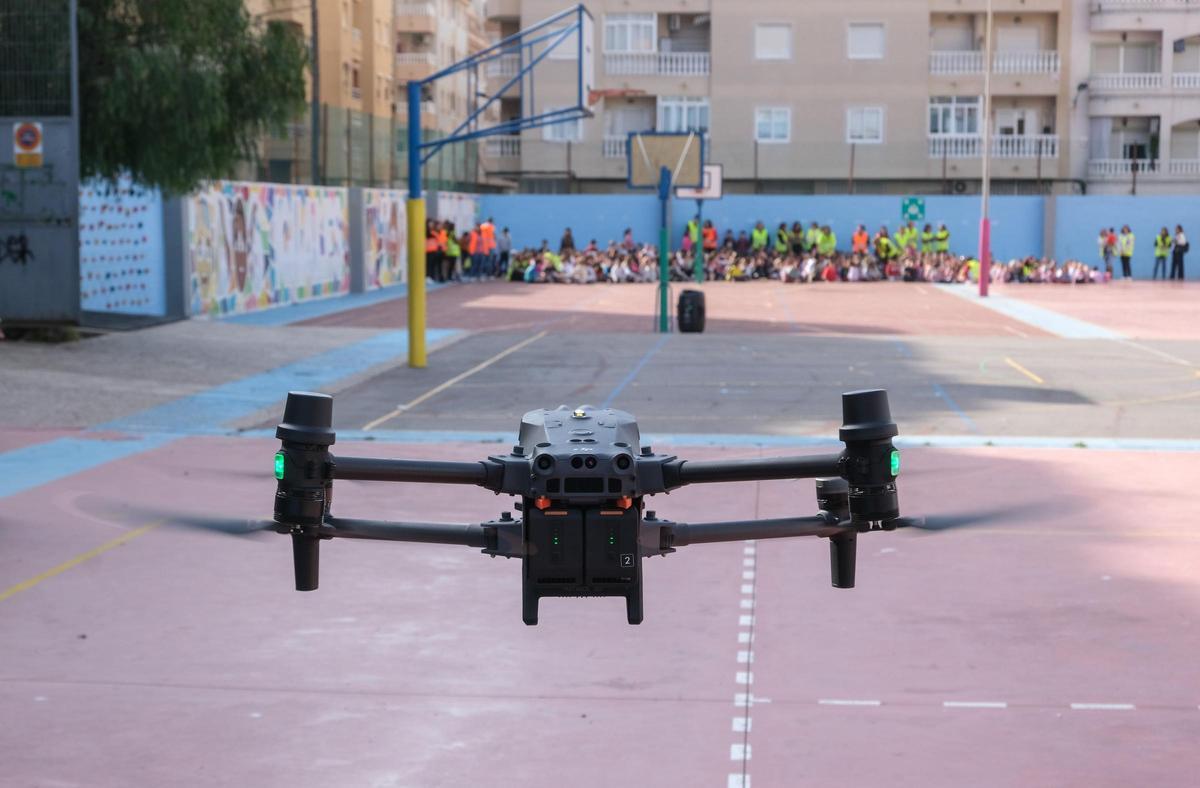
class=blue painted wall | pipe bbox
[478,192,1198,280]
[1054,195,1199,279]
[479,194,1044,263]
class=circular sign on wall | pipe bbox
[13,121,44,168]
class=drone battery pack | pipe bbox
[522,505,644,625]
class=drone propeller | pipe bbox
[84,497,277,539]
[893,501,1043,533]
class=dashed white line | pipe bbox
[739,599,754,609]
[740,584,754,594]
[1070,703,1135,711]
[738,615,754,626]
[736,650,754,663]
[737,632,753,644]
[736,672,754,685]
[732,717,752,733]
[742,570,755,580]
[727,775,750,788]
[818,699,882,707]
[731,743,751,761]
[943,701,1008,709]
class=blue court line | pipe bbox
[931,382,980,433]
[0,328,459,500]
[601,334,670,409]
[936,284,1124,339]
[235,427,1200,452]
[94,329,458,434]
[0,435,176,500]
[220,281,448,327]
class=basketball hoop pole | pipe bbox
[657,166,671,333]
[693,199,704,283]
[405,80,427,368]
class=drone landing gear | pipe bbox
[520,581,645,626]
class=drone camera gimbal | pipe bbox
[271,388,905,624]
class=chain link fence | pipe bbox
[0,1,71,116]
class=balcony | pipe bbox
[1169,159,1200,175]
[604,52,711,77]
[1090,72,1163,91]
[395,2,436,33]
[486,53,520,78]
[928,134,1060,158]
[395,52,436,80]
[1088,158,1158,177]
[602,135,625,159]
[485,136,521,158]
[1173,72,1200,89]
[1091,0,1199,10]
[929,50,1060,75]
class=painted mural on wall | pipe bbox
[79,175,166,316]
[187,181,349,316]
[363,188,407,289]
[435,191,479,235]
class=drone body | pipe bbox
[272,390,907,625]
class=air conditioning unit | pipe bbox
[668,14,681,32]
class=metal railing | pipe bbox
[1091,0,1199,10]
[1090,72,1163,90]
[1172,72,1200,89]
[395,2,435,15]
[485,136,521,158]
[930,50,1059,75]
[602,135,626,158]
[395,52,436,66]
[1087,158,1159,177]
[928,134,1059,158]
[486,53,520,77]
[604,51,711,76]
[1168,159,1200,175]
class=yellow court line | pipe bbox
[1004,356,1045,385]
[362,330,549,431]
[0,522,161,604]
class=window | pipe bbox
[847,22,885,60]
[754,107,790,143]
[754,23,791,60]
[543,109,583,142]
[847,106,884,144]
[657,96,709,133]
[928,96,981,136]
[605,13,656,53]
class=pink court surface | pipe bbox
[3,280,1199,787]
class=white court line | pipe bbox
[1003,324,1030,338]
[736,672,754,685]
[943,701,1008,709]
[741,584,754,594]
[739,615,754,626]
[1070,703,1135,711]
[742,571,755,580]
[737,650,754,663]
[1119,339,1196,368]
[818,699,882,707]
[732,717,752,733]
[731,743,751,761]
[727,775,750,788]
[738,632,753,644]
[740,599,754,609]
[742,558,755,567]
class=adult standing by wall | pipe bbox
[497,227,512,277]
[1153,227,1172,280]
[1117,225,1135,280]
[1171,225,1188,281]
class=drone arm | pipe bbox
[667,514,843,547]
[317,516,491,547]
[332,456,499,488]
[662,454,843,489]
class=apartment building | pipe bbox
[245,0,492,187]
[484,0,1200,195]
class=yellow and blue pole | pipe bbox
[406,81,427,368]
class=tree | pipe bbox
[78,0,308,194]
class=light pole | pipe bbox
[978,0,994,297]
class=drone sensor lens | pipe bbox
[584,456,597,469]
[614,454,631,471]
[570,456,584,469]
[536,455,555,472]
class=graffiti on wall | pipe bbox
[187,181,349,316]
[79,176,166,316]
[363,189,407,289]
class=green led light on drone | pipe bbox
[274,452,285,480]
[890,449,901,477]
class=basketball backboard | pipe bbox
[675,163,723,200]
[626,131,704,191]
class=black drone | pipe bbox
[270,388,913,625]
